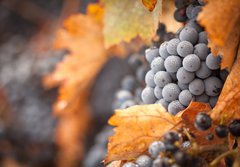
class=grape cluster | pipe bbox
[174,0,205,23]
[112,53,148,109]
[141,21,228,115]
[122,112,240,167]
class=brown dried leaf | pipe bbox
[198,0,240,69]
[142,0,158,11]
[105,104,181,163]
[211,46,240,123]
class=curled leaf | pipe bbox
[198,0,240,69]
[105,104,181,163]
[142,0,158,12]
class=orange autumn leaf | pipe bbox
[198,0,240,69]
[106,160,123,167]
[142,0,158,12]
[105,104,181,163]
[43,11,107,166]
[211,46,240,123]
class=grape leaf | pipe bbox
[102,0,161,48]
[198,0,240,69]
[105,104,181,163]
[142,0,158,11]
[211,46,240,123]
[43,9,107,166]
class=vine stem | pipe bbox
[209,149,239,167]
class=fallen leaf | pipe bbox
[102,0,162,48]
[142,0,157,11]
[105,104,181,163]
[198,0,240,69]
[211,46,240,123]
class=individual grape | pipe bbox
[163,131,180,144]
[169,72,177,81]
[191,6,202,18]
[189,79,205,95]
[174,0,188,9]
[196,62,212,79]
[136,66,148,82]
[162,83,181,102]
[174,8,188,23]
[159,42,170,59]
[228,119,240,137]
[154,86,163,99]
[204,76,223,96]
[174,150,191,166]
[164,55,182,73]
[141,87,156,104]
[145,47,159,63]
[215,125,228,138]
[152,158,170,167]
[178,81,189,90]
[186,4,194,19]
[183,54,201,72]
[179,90,194,106]
[177,41,193,57]
[128,54,143,69]
[167,38,181,55]
[209,96,218,108]
[151,57,165,73]
[154,71,172,88]
[179,27,198,45]
[156,98,169,110]
[206,54,220,70]
[136,155,152,167]
[168,100,185,115]
[145,70,156,87]
[220,69,229,81]
[194,43,210,60]
[121,76,136,91]
[176,67,195,84]
[198,31,208,44]
[122,162,138,167]
[186,20,203,33]
[195,93,209,103]
[148,141,166,158]
[195,112,212,130]
[120,100,136,109]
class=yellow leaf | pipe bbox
[198,0,240,69]
[142,0,158,11]
[102,0,162,48]
[105,104,180,163]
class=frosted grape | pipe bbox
[191,6,202,18]
[178,81,189,90]
[122,162,138,167]
[196,62,212,79]
[206,54,220,70]
[162,83,181,102]
[164,55,182,73]
[145,70,156,87]
[159,42,170,59]
[168,100,185,115]
[154,71,172,88]
[121,75,136,91]
[148,141,166,158]
[186,20,203,33]
[136,155,152,167]
[156,98,169,110]
[195,93,209,103]
[189,79,205,95]
[209,96,218,108]
[145,47,159,63]
[141,87,156,104]
[177,41,193,57]
[151,57,165,73]
[198,31,208,44]
[167,38,181,55]
[154,86,163,99]
[183,54,201,72]
[194,43,210,60]
[186,4,194,19]
[179,90,194,106]
[179,27,198,45]
[204,76,223,96]
[176,67,195,84]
